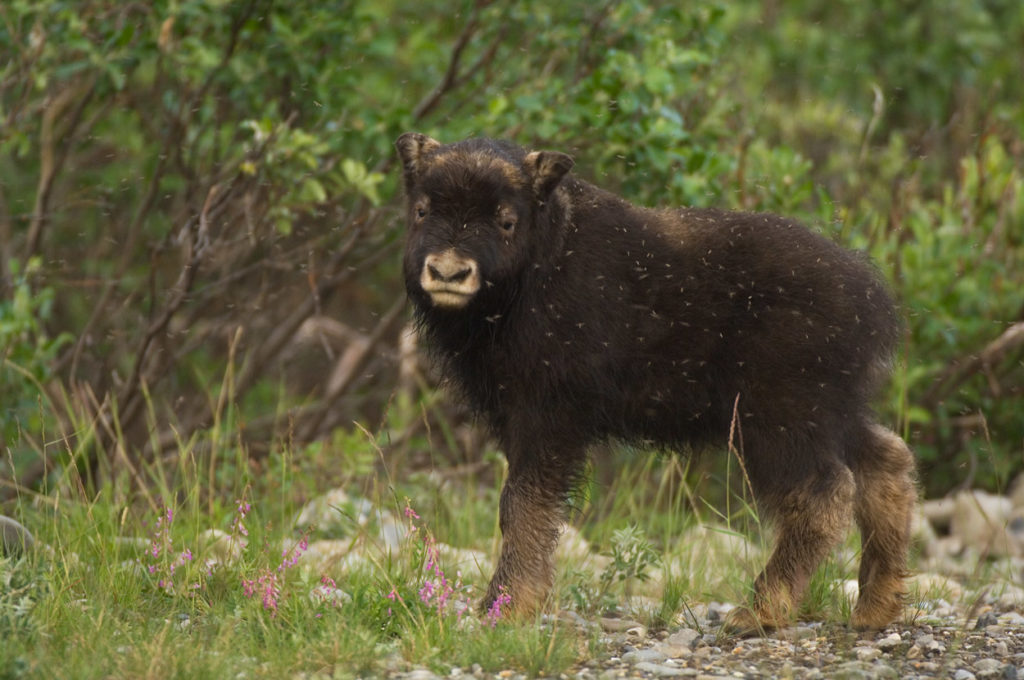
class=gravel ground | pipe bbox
[392,601,1024,680]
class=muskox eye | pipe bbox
[501,220,515,233]
[416,207,427,219]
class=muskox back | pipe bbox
[395,133,916,634]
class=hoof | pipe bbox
[851,601,901,631]
[721,607,774,637]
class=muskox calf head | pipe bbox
[395,133,573,313]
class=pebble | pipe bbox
[877,632,904,651]
[955,671,977,680]
[625,625,648,642]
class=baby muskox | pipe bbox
[395,133,915,634]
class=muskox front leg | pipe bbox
[482,457,574,617]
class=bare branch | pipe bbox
[297,294,408,441]
[24,77,97,258]
[925,321,1024,406]
[411,1,496,122]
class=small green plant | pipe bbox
[567,523,661,615]
[1,257,73,464]
[600,524,660,598]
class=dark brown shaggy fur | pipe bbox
[395,133,916,634]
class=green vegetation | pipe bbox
[2,0,1023,676]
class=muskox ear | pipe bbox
[523,150,574,200]
[395,132,441,187]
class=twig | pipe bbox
[297,294,408,441]
[411,0,493,121]
[24,77,97,258]
[924,321,1024,406]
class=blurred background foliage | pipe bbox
[1,0,1022,501]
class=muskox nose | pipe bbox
[420,250,481,308]
[424,252,477,283]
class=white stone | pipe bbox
[294,488,380,536]
[950,491,1018,558]
[908,572,964,603]
[1010,473,1024,508]
[876,633,903,651]
[198,528,245,566]
[994,583,1024,608]
[836,578,859,605]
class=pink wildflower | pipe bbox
[386,587,400,616]
[230,498,251,538]
[485,589,512,628]
[419,580,435,603]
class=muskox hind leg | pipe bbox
[481,460,575,617]
[725,453,856,636]
[850,424,915,630]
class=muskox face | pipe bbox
[395,133,573,313]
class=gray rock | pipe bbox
[621,649,667,665]
[0,515,35,555]
[977,612,1000,629]
[978,659,1006,673]
[914,634,945,655]
[625,624,648,642]
[599,617,644,632]
[876,632,904,652]
[954,670,977,680]
[776,626,816,641]
[997,584,1024,609]
[665,628,700,650]
[633,661,695,677]
[998,612,1024,626]
[855,646,882,661]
